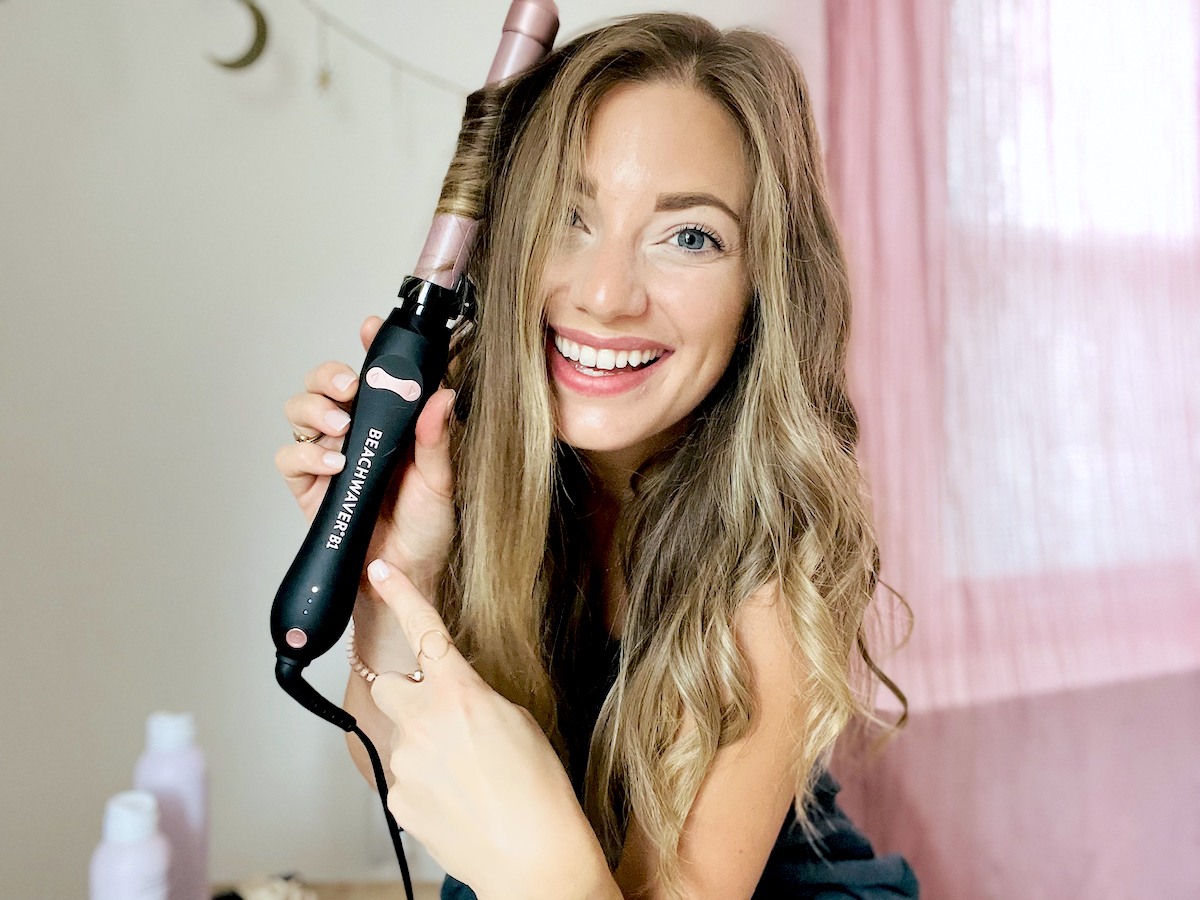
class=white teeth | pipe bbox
[553,333,664,371]
[554,335,582,361]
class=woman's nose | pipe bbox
[573,237,648,323]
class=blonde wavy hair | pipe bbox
[433,13,902,895]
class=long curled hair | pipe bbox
[433,14,901,895]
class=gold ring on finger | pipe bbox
[294,430,325,443]
[416,630,453,665]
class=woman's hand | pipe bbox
[274,315,457,600]
[365,558,621,900]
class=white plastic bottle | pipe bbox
[90,790,170,900]
[133,712,209,900]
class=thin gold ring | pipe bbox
[294,430,324,443]
[416,630,453,665]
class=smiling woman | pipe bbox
[277,12,916,900]
[543,82,751,459]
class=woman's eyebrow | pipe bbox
[573,179,743,227]
[655,192,742,226]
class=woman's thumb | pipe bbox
[411,388,455,497]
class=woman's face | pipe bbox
[542,81,752,468]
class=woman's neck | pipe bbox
[577,418,687,505]
[580,450,637,508]
[577,454,637,641]
[575,424,689,639]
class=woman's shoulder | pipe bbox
[730,578,803,701]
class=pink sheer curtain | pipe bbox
[824,1,1200,896]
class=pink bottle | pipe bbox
[133,712,209,900]
[90,790,170,900]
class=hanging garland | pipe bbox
[210,0,469,98]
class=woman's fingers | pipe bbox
[274,442,345,499]
[365,559,466,683]
[360,315,384,353]
[367,555,466,743]
[284,390,353,442]
[303,360,360,403]
[276,360,359,511]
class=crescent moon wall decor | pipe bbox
[211,0,268,70]
[204,0,471,97]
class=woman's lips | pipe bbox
[553,332,663,370]
[551,324,669,354]
[547,332,668,398]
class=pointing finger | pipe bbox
[365,559,462,677]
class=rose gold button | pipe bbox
[365,366,421,401]
[285,628,308,649]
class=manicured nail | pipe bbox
[368,559,390,582]
[324,409,351,432]
[445,390,457,422]
[332,372,356,392]
[323,451,344,469]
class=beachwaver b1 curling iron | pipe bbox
[268,3,558,895]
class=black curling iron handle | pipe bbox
[271,277,459,666]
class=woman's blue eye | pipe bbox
[675,227,722,252]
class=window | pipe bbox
[941,0,1200,578]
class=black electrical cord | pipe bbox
[276,658,415,900]
[351,722,415,900]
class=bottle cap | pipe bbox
[102,790,160,844]
[145,711,195,753]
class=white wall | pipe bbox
[0,1,823,896]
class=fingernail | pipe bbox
[323,451,344,469]
[367,559,390,581]
[325,409,351,432]
[332,372,356,392]
[445,390,457,422]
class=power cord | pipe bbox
[351,722,415,900]
[276,657,415,900]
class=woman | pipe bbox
[277,14,917,900]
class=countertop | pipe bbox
[308,884,440,900]
[215,882,441,900]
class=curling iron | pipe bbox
[268,2,559,895]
